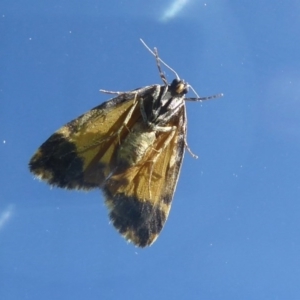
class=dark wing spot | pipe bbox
[29,133,87,189]
[104,188,166,247]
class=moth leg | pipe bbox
[99,89,134,95]
[116,93,139,136]
[184,139,198,159]
[100,85,162,96]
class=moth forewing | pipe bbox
[103,103,186,247]
[29,92,140,189]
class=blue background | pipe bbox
[1,1,300,299]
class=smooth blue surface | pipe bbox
[1,1,300,299]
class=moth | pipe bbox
[29,39,223,247]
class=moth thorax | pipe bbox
[117,123,156,168]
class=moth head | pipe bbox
[170,79,189,96]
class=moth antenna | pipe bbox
[185,93,224,101]
[187,83,224,101]
[188,84,200,98]
[140,39,224,102]
[140,38,180,81]
[153,47,168,85]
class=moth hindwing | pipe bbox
[29,40,222,247]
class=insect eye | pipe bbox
[170,79,188,95]
[170,78,180,87]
